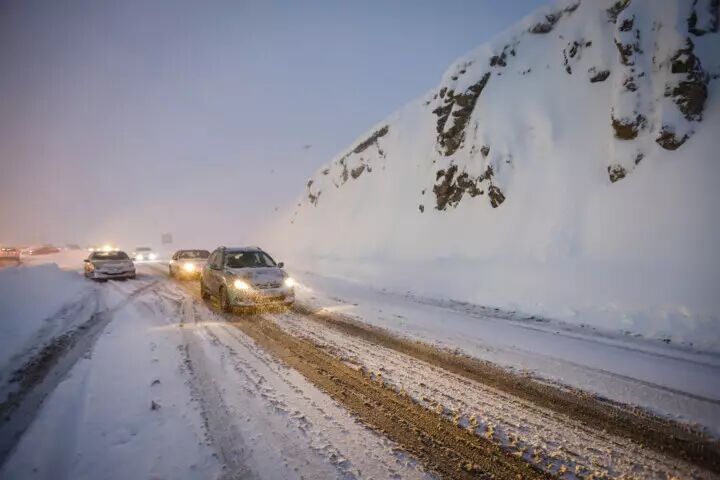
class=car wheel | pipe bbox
[219,287,232,313]
[200,279,210,300]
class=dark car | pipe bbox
[27,246,61,255]
[200,246,295,312]
[169,249,210,279]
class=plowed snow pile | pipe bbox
[263,0,720,350]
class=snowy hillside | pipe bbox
[262,0,720,350]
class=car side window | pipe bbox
[209,250,222,269]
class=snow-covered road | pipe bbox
[290,270,720,433]
[0,265,433,480]
[269,308,712,479]
[1,254,718,479]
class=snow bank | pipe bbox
[0,263,90,368]
[261,0,720,351]
[1,285,220,480]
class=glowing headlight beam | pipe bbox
[233,279,251,290]
[149,253,157,260]
[284,277,296,288]
[182,263,195,272]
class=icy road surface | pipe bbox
[290,270,720,433]
[1,254,718,479]
[0,266,431,480]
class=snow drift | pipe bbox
[262,0,720,350]
[0,263,90,368]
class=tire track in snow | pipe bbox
[168,302,550,478]
[290,302,720,475]
[272,309,719,480]
[175,294,255,480]
[154,282,431,480]
[0,278,161,466]
[0,286,99,399]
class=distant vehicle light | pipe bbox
[136,254,144,261]
[284,277,296,288]
[233,279,251,290]
[182,262,195,272]
[149,253,157,260]
[101,244,113,252]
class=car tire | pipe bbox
[219,287,232,313]
[200,279,210,300]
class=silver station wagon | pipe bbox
[200,246,295,311]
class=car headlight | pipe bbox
[284,277,296,288]
[149,253,157,260]
[136,254,144,261]
[233,279,251,290]
[182,263,195,272]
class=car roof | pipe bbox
[223,246,263,253]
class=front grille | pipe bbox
[255,281,281,289]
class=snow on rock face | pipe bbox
[305,125,389,207]
[266,0,720,349]
[302,0,715,209]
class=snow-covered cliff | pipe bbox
[263,0,720,350]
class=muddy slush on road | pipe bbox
[160,263,720,480]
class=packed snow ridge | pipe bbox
[264,0,720,351]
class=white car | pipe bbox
[169,249,210,279]
[132,247,157,262]
[84,250,136,280]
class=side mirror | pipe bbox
[277,262,284,268]
[83,259,89,262]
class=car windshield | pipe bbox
[225,251,276,268]
[178,250,210,259]
[92,251,129,260]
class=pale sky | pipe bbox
[0,0,545,249]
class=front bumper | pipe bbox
[229,286,295,306]
[176,269,202,279]
[89,269,135,279]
